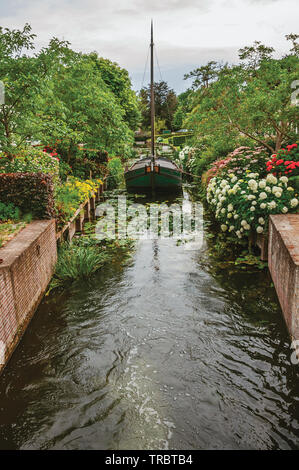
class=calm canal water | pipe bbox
[0,188,298,450]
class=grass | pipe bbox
[0,221,27,248]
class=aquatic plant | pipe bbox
[50,243,109,289]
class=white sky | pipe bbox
[0,0,298,93]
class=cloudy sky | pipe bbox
[0,0,298,93]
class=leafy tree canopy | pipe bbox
[139,80,178,130]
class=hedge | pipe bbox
[0,172,55,219]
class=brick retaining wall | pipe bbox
[0,220,57,373]
[268,214,299,347]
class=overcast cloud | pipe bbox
[0,0,298,93]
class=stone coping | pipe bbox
[270,214,299,265]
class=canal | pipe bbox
[0,188,298,450]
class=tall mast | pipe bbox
[150,19,155,161]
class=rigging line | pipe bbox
[141,45,151,91]
[154,47,174,131]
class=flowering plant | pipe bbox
[224,146,270,177]
[55,177,101,225]
[0,147,60,184]
[176,146,197,172]
[207,172,298,239]
[204,157,232,185]
[266,144,299,177]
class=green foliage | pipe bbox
[55,177,100,226]
[0,23,71,154]
[107,157,123,189]
[93,56,141,130]
[0,201,20,221]
[0,146,60,184]
[139,81,178,129]
[184,61,219,89]
[49,223,135,291]
[185,48,299,155]
[0,24,135,167]
[0,172,55,219]
[51,242,109,288]
[207,171,299,240]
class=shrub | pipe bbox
[107,157,123,189]
[0,172,55,219]
[55,177,101,225]
[0,201,20,221]
[207,172,299,239]
[0,147,60,185]
[266,143,299,177]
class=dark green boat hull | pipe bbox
[125,157,182,193]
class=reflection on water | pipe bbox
[0,189,298,450]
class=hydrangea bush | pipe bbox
[177,146,196,173]
[207,172,298,239]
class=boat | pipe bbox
[125,21,182,194]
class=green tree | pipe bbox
[139,80,177,130]
[184,61,219,89]
[92,56,141,130]
[0,24,71,155]
[186,38,299,154]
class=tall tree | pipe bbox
[185,38,299,153]
[0,24,70,154]
[139,80,177,130]
[184,61,219,90]
[91,55,141,130]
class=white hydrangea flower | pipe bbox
[256,226,264,233]
[259,192,267,200]
[221,224,228,232]
[227,213,232,218]
[248,179,258,191]
[290,198,298,208]
[258,217,265,224]
[287,187,294,191]
[250,206,255,211]
[241,220,247,227]
[266,174,277,184]
[227,204,233,212]
[282,206,288,213]
[265,186,272,193]
[259,180,266,189]
[260,203,266,209]
[268,201,277,210]
[279,176,288,184]
[234,214,239,219]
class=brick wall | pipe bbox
[0,220,57,372]
[268,214,299,342]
